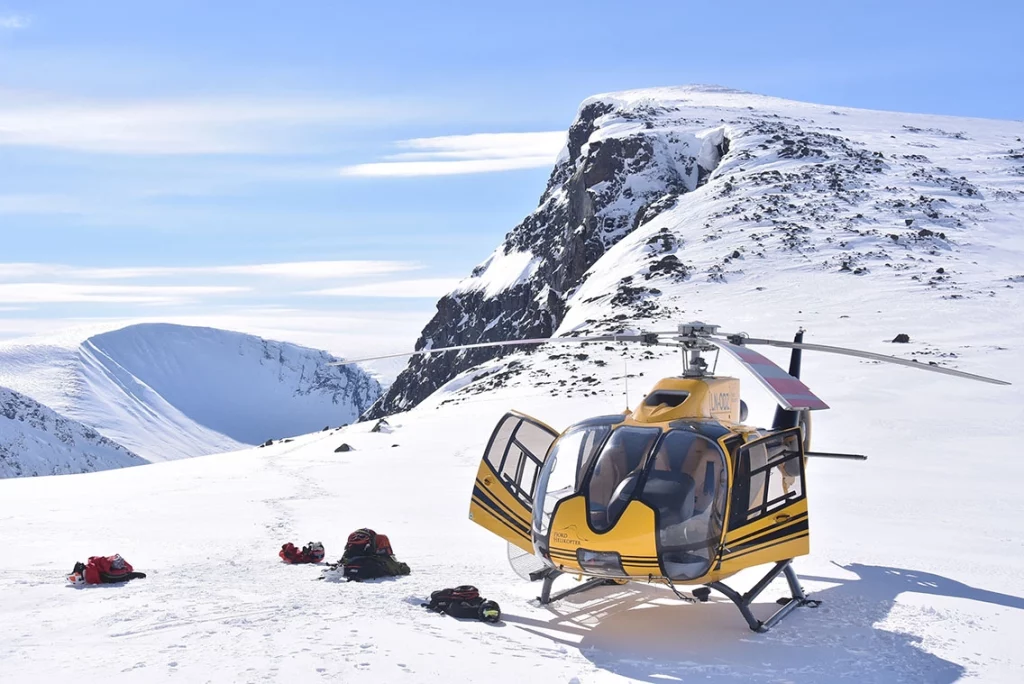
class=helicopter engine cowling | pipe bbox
[632,377,741,423]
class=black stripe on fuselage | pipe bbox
[472,487,530,541]
[473,478,531,528]
[720,533,809,563]
[725,512,808,547]
[722,520,809,558]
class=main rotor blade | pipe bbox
[708,338,830,411]
[730,337,1011,386]
[805,451,867,461]
[328,333,653,365]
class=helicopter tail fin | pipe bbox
[772,330,804,430]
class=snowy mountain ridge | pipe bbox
[368,84,1024,417]
[0,323,382,466]
[0,385,145,478]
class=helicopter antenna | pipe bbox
[623,354,630,411]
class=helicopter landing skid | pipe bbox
[536,570,619,605]
[707,559,818,632]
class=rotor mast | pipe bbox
[678,322,720,378]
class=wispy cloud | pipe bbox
[0,307,436,362]
[339,131,565,177]
[0,93,430,154]
[0,195,87,215]
[0,283,247,305]
[307,278,462,297]
[0,14,29,30]
[0,260,422,281]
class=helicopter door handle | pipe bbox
[483,476,494,486]
[774,513,791,523]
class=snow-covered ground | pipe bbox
[0,300,1021,682]
[0,323,381,465]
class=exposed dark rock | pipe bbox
[892,334,911,343]
[364,101,728,419]
[334,443,353,453]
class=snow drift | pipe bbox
[0,323,382,464]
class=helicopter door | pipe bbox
[721,428,809,569]
[469,411,559,553]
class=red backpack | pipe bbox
[280,542,325,564]
[342,528,392,560]
[69,554,146,585]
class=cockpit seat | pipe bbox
[642,472,695,529]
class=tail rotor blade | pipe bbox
[731,337,1011,386]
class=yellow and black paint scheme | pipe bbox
[468,375,811,590]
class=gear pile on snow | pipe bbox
[422,585,501,623]
[279,541,325,564]
[67,554,146,585]
[320,528,410,582]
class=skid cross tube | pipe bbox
[538,570,618,605]
[708,559,815,632]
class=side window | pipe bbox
[729,429,805,528]
[586,427,661,532]
[484,416,555,506]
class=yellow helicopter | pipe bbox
[335,321,1010,632]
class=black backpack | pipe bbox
[332,529,410,582]
[422,585,501,623]
[342,555,391,581]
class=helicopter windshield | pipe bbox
[533,424,610,537]
[639,430,728,581]
[586,426,662,532]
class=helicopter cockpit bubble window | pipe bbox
[533,425,611,537]
[586,426,661,532]
[639,431,728,581]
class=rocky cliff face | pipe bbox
[0,386,144,478]
[366,85,1024,418]
[365,96,729,417]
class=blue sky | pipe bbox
[0,0,1021,356]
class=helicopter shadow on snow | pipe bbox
[501,563,1024,683]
